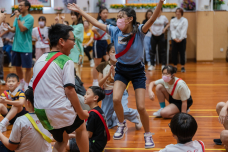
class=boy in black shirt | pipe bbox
[67,86,108,152]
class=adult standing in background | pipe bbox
[142,10,153,68]
[170,8,188,73]
[148,8,169,71]
[0,12,6,24]
[5,0,34,90]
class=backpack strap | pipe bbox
[37,27,49,45]
[198,140,205,152]
[32,52,63,91]
[94,32,106,41]
[115,34,136,59]
[25,113,52,143]
[105,90,113,96]
[89,109,110,141]
[3,91,9,100]
[170,78,182,96]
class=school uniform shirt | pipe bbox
[151,15,169,36]
[170,17,188,40]
[9,113,52,152]
[12,14,34,53]
[1,86,25,109]
[159,140,205,152]
[32,26,49,49]
[83,29,94,47]
[87,106,108,152]
[69,23,84,63]
[155,77,191,101]
[0,22,4,47]
[96,61,115,90]
[29,51,76,130]
[93,19,109,40]
[107,24,146,65]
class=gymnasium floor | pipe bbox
[0,61,228,152]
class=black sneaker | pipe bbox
[181,67,186,73]
[214,139,222,145]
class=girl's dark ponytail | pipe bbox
[120,8,138,42]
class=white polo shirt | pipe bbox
[155,77,191,101]
[9,114,52,152]
[30,52,76,130]
[159,140,205,152]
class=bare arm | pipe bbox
[17,20,28,32]
[0,132,19,151]
[181,100,187,113]
[86,36,94,46]
[88,131,93,138]
[148,81,156,100]
[163,23,170,33]
[0,98,25,107]
[92,27,101,38]
[219,101,228,124]
[68,3,107,32]
[65,86,89,120]
[98,73,109,87]
[0,30,9,37]
[142,0,165,33]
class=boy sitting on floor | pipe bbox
[0,73,27,132]
[67,86,108,152]
[0,88,52,152]
[159,113,205,152]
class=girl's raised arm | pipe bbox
[68,3,107,32]
[142,0,165,33]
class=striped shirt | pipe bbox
[1,87,25,109]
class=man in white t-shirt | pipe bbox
[32,16,50,61]
[0,88,52,152]
[29,24,89,152]
[159,113,205,152]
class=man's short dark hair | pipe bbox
[21,0,31,11]
[6,73,19,82]
[89,86,105,102]
[170,113,198,144]
[25,88,34,107]
[48,24,74,48]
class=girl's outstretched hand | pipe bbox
[67,3,80,12]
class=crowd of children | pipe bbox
[1,0,225,151]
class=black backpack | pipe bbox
[75,75,86,96]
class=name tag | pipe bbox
[87,33,91,36]
[118,36,127,45]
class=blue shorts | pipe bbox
[93,40,108,58]
[12,51,32,68]
[2,107,28,124]
[114,62,146,90]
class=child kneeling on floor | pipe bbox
[0,73,27,132]
[0,88,52,152]
[159,113,205,152]
[67,86,108,152]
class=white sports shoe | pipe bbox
[135,114,142,130]
[90,59,95,67]
[147,61,151,67]
[0,123,7,132]
[148,65,155,71]
[153,108,163,117]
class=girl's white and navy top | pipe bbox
[93,19,109,40]
[107,24,146,65]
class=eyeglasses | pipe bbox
[66,38,75,42]
[19,5,25,7]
